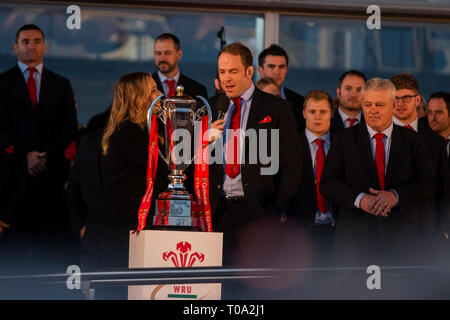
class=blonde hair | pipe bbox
[102,72,153,155]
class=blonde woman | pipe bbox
[100,72,168,270]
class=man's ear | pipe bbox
[177,49,183,61]
[415,94,422,107]
[246,66,254,79]
[303,108,307,120]
[336,87,341,99]
[13,43,19,55]
[257,66,264,78]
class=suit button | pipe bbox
[217,185,221,189]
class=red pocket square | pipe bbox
[259,116,272,124]
[4,145,15,154]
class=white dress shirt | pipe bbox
[393,116,418,132]
[338,107,362,128]
[157,70,180,97]
[305,129,335,226]
[354,122,399,208]
[222,83,255,197]
[18,61,43,103]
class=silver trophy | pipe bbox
[147,85,212,227]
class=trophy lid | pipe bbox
[166,85,196,104]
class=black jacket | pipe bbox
[0,65,78,225]
[284,87,305,132]
[289,130,336,228]
[320,123,435,265]
[209,88,303,221]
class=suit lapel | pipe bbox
[153,71,164,95]
[38,68,51,111]
[300,131,315,184]
[245,88,263,131]
[385,125,402,187]
[357,124,379,189]
[331,110,344,131]
[12,65,33,110]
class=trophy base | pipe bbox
[152,191,193,228]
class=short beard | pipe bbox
[340,102,361,112]
[157,62,175,75]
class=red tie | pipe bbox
[346,118,358,127]
[164,79,176,97]
[374,133,386,190]
[404,124,413,130]
[225,97,242,178]
[314,139,329,213]
[27,67,37,110]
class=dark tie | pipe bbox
[225,97,242,178]
[164,79,176,97]
[404,124,413,130]
[374,133,386,190]
[314,139,329,213]
[346,118,358,127]
[27,67,37,110]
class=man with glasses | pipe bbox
[391,73,449,247]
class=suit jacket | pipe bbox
[330,108,365,133]
[0,65,78,225]
[289,131,335,229]
[320,123,435,265]
[418,117,450,237]
[284,87,305,132]
[209,88,302,223]
[154,71,208,99]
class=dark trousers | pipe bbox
[214,197,285,268]
[310,224,335,267]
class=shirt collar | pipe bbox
[392,116,418,131]
[338,107,361,122]
[305,128,331,146]
[158,70,180,85]
[280,85,286,100]
[366,121,394,140]
[18,61,43,74]
[229,82,255,103]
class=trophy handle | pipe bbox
[195,96,212,129]
[188,96,213,165]
[147,94,169,166]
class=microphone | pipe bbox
[216,95,229,121]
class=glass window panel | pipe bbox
[279,15,450,100]
[0,2,263,125]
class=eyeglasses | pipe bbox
[394,94,418,104]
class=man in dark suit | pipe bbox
[257,44,305,131]
[0,24,78,273]
[153,33,207,99]
[427,91,450,163]
[321,78,435,267]
[391,74,450,244]
[289,90,335,267]
[330,70,367,132]
[210,42,302,267]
